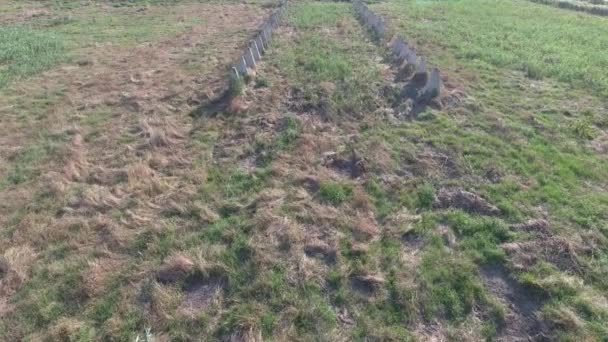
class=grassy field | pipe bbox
[0,0,607,340]
[376,0,608,95]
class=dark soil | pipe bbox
[481,263,549,341]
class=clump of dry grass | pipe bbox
[133,118,185,149]
[84,256,124,297]
[87,166,129,186]
[156,254,195,284]
[62,133,89,182]
[69,184,124,212]
[433,188,501,216]
[46,317,92,342]
[502,235,585,273]
[350,213,380,241]
[0,245,37,315]
[2,245,36,286]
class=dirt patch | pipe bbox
[156,255,195,284]
[322,150,367,178]
[433,188,501,216]
[299,176,321,194]
[403,148,460,179]
[286,86,329,117]
[484,166,504,184]
[350,273,385,294]
[589,130,608,153]
[480,263,548,341]
[511,219,551,236]
[0,5,50,25]
[303,241,337,264]
[402,230,424,249]
[502,236,585,273]
[181,274,226,311]
[351,214,381,241]
[0,257,8,280]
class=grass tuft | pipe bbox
[319,181,353,205]
[0,26,65,87]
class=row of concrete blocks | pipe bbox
[231,0,288,79]
[352,0,441,100]
[353,0,387,39]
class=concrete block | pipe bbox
[245,47,256,68]
[236,55,248,76]
[392,37,406,55]
[423,68,442,98]
[255,35,265,54]
[261,26,270,48]
[375,21,386,37]
[251,41,262,61]
[406,49,417,65]
[416,57,427,74]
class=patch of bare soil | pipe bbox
[350,273,385,295]
[181,274,226,312]
[481,263,548,341]
[402,229,424,249]
[0,3,50,25]
[322,150,367,178]
[502,236,586,274]
[511,219,551,236]
[433,188,501,216]
[402,148,460,179]
[589,130,608,153]
[304,240,337,264]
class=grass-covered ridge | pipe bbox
[277,2,382,119]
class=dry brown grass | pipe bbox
[0,245,37,317]
[0,2,276,339]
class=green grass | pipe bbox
[50,8,197,48]
[276,116,301,148]
[9,256,89,334]
[374,0,608,96]
[275,2,382,118]
[319,181,353,205]
[416,183,435,209]
[353,0,608,339]
[0,26,65,88]
[418,244,488,322]
[443,211,512,264]
[291,2,349,29]
[0,131,71,190]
